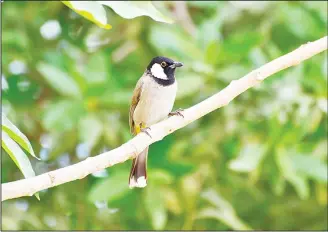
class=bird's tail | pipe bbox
[129,146,149,188]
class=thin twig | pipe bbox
[173,1,197,36]
[2,36,327,201]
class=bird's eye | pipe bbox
[161,62,167,67]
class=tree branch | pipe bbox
[2,36,327,202]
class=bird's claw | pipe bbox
[141,127,152,139]
[169,108,185,118]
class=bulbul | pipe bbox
[128,56,184,188]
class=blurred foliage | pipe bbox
[2,113,36,176]
[61,1,174,30]
[2,113,40,200]
[1,1,327,230]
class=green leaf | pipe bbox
[275,148,309,199]
[205,41,221,65]
[78,114,103,149]
[2,131,36,178]
[176,74,204,99]
[35,193,40,201]
[2,113,40,160]
[197,14,221,50]
[282,4,323,39]
[99,1,174,24]
[2,30,29,49]
[149,25,203,60]
[88,171,129,202]
[216,64,248,82]
[62,1,111,30]
[197,207,252,230]
[221,31,262,62]
[187,1,220,8]
[163,187,182,215]
[249,47,268,67]
[317,98,327,114]
[273,174,286,196]
[197,189,252,230]
[144,185,167,230]
[148,169,174,185]
[201,189,233,211]
[291,154,327,183]
[36,62,81,98]
[102,112,122,146]
[82,52,109,85]
[99,90,132,106]
[229,143,266,173]
[42,100,85,132]
[2,130,40,200]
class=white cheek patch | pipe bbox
[151,63,167,80]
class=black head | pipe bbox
[146,56,183,85]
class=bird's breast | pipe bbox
[133,78,177,126]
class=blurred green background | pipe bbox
[1,1,327,230]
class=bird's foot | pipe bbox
[169,108,185,118]
[141,127,152,139]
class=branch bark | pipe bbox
[2,36,327,201]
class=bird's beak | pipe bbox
[170,62,183,68]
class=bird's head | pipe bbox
[147,56,183,80]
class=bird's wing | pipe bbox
[129,76,144,135]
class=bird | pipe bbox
[128,56,184,188]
